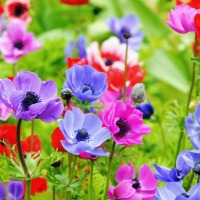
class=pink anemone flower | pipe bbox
[99,100,150,146]
[166,4,200,34]
[108,163,158,200]
[0,99,12,121]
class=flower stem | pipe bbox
[30,120,34,151]
[53,185,56,200]
[104,141,116,200]
[89,160,94,200]
[123,39,129,102]
[186,172,194,191]
[16,119,31,178]
[25,180,31,200]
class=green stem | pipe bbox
[104,141,116,200]
[123,39,129,102]
[89,160,94,200]
[16,119,31,178]
[25,180,31,200]
[68,153,72,179]
[30,120,34,151]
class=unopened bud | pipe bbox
[61,88,73,100]
[131,83,146,103]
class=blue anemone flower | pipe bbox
[59,108,111,156]
[64,65,107,102]
[185,102,200,149]
[154,150,191,182]
[106,14,144,51]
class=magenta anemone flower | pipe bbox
[100,100,150,146]
[0,71,64,122]
[59,108,111,156]
[108,163,157,200]
[166,4,200,34]
[0,20,41,64]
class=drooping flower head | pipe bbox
[185,102,200,149]
[154,150,192,183]
[136,100,154,119]
[87,37,145,92]
[0,20,41,64]
[100,100,151,146]
[60,0,89,5]
[59,108,111,156]
[5,0,31,23]
[166,4,200,34]
[106,14,144,51]
[108,163,157,200]
[0,71,64,122]
[176,0,200,9]
[64,65,107,102]
[155,182,200,200]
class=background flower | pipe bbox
[0,99,12,121]
[60,0,89,5]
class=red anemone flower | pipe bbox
[60,0,89,5]
[5,0,31,23]
[0,0,4,15]
[67,57,88,68]
[31,177,47,195]
[176,0,200,9]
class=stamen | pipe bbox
[13,4,26,17]
[22,91,40,111]
[115,118,130,137]
[75,128,90,142]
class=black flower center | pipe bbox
[22,91,40,111]
[13,4,26,17]
[75,128,90,142]
[14,41,24,50]
[193,162,200,176]
[181,193,190,198]
[81,84,93,94]
[121,27,131,39]
[132,179,140,189]
[115,118,130,137]
[105,59,113,66]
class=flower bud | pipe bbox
[136,101,154,119]
[131,83,146,103]
[61,88,73,100]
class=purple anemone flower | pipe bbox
[185,102,200,149]
[0,71,64,122]
[154,150,192,183]
[0,182,6,200]
[8,181,24,200]
[64,35,87,60]
[59,108,111,156]
[106,14,144,51]
[136,100,154,119]
[64,65,107,102]
[155,182,200,200]
[0,20,41,64]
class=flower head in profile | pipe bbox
[155,182,200,200]
[106,14,144,51]
[0,71,64,122]
[0,20,41,64]
[108,163,157,200]
[87,37,145,92]
[5,0,31,23]
[60,0,89,5]
[166,4,200,34]
[100,100,151,146]
[64,65,107,102]
[59,108,111,156]
[185,102,200,149]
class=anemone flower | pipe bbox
[166,4,200,34]
[59,108,111,156]
[5,0,31,23]
[106,14,144,51]
[0,71,64,122]
[100,100,150,146]
[154,150,192,183]
[7,181,24,200]
[87,37,145,92]
[60,0,89,5]
[155,182,200,200]
[0,182,6,200]
[0,20,41,64]
[176,0,200,9]
[64,65,107,102]
[136,101,154,119]
[108,163,157,199]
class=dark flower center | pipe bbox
[105,59,113,66]
[22,91,40,111]
[115,118,130,137]
[121,27,131,39]
[14,41,24,50]
[193,162,200,176]
[132,179,140,189]
[13,4,26,17]
[75,128,90,142]
[181,193,190,198]
[81,84,93,94]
